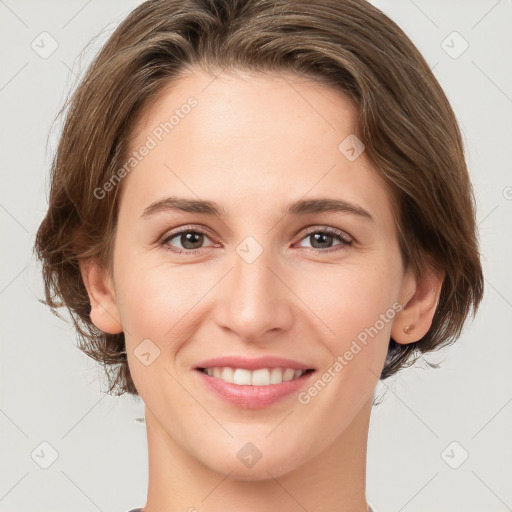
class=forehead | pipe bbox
[121,69,394,228]
[131,69,359,155]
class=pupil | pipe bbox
[178,232,334,250]
[182,232,203,249]
[311,233,332,249]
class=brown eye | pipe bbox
[296,227,352,252]
[175,231,204,250]
[161,227,216,254]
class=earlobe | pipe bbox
[392,265,444,344]
[79,260,123,334]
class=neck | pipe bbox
[143,396,372,512]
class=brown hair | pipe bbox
[35,0,484,396]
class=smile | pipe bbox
[198,367,314,386]
[195,367,316,409]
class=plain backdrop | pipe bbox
[0,1,511,511]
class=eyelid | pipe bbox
[159,224,217,246]
[159,224,354,254]
[160,224,353,242]
[299,225,353,243]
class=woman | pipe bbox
[34,1,484,511]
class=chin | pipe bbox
[200,445,307,481]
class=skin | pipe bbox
[81,69,443,512]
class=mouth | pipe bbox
[194,365,316,409]
[196,366,315,386]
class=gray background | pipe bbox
[0,1,511,511]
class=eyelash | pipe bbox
[159,225,353,255]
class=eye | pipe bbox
[160,226,217,254]
[160,225,353,255]
[295,226,353,252]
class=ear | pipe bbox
[79,260,123,334]
[391,264,444,344]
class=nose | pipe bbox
[214,243,294,344]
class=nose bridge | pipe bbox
[216,236,293,340]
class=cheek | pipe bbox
[116,248,402,347]
[296,257,403,389]
[114,257,206,338]
[117,262,199,403]
[294,264,401,416]
[301,260,401,337]
[113,258,219,393]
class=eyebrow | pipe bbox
[141,196,374,222]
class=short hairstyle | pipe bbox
[35,0,484,396]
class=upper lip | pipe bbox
[195,356,315,371]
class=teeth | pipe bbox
[201,367,307,386]
[233,368,252,385]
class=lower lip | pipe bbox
[195,369,315,409]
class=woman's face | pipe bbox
[103,70,414,479]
